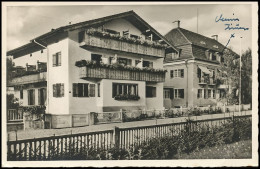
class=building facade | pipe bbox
[7,11,178,128]
[163,27,233,108]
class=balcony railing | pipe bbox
[8,72,47,86]
[80,66,165,82]
[80,33,165,58]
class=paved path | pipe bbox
[7,110,251,141]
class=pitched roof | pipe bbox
[165,27,226,53]
[7,10,179,56]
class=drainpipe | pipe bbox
[32,39,49,116]
[185,59,188,107]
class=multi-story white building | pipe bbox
[7,11,179,128]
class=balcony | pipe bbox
[79,30,165,58]
[8,72,47,86]
[79,66,165,82]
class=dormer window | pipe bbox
[213,45,218,49]
[200,41,206,45]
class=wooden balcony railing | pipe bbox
[8,72,47,86]
[80,33,165,57]
[80,66,165,82]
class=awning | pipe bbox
[198,65,211,74]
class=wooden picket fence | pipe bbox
[7,114,251,161]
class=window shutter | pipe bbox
[53,54,56,66]
[60,83,64,97]
[181,69,184,78]
[38,89,41,105]
[170,88,173,99]
[32,89,35,105]
[180,89,184,98]
[53,84,57,97]
[89,84,95,97]
[73,83,78,97]
[58,52,61,66]
[43,88,46,105]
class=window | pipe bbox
[197,67,201,78]
[91,54,102,64]
[212,54,216,61]
[172,69,184,78]
[118,57,132,66]
[113,83,138,97]
[213,90,216,99]
[38,88,46,105]
[53,83,64,97]
[208,89,212,98]
[143,60,153,68]
[28,89,35,105]
[20,90,23,99]
[97,83,100,97]
[41,50,44,53]
[170,70,174,78]
[164,89,170,99]
[73,83,88,97]
[174,89,184,99]
[197,89,203,98]
[146,86,156,98]
[53,52,61,66]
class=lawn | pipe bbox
[176,140,252,159]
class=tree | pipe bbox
[218,48,252,105]
[218,48,240,105]
[241,48,252,104]
[6,57,14,82]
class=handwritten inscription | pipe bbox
[215,14,240,22]
[215,13,249,31]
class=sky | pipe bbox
[6,3,252,54]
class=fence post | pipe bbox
[89,112,95,126]
[113,126,120,150]
[120,109,123,122]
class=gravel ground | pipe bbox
[7,110,251,141]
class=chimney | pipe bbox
[173,20,180,28]
[211,35,218,41]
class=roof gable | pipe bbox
[8,10,179,56]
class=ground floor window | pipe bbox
[146,86,156,98]
[53,83,64,97]
[38,88,46,105]
[113,83,138,97]
[174,89,184,99]
[197,89,203,98]
[164,89,171,99]
[73,83,95,97]
[208,89,212,98]
[28,89,35,105]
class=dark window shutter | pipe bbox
[53,84,57,97]
[84,84,89,97]
[181,69,184,78]
[180,89,184,98]
[43,88,46,105]
[170,88,173,99]
[60,83,64,97]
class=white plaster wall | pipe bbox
[13,49,47,67]
[68,31,98,114]
[146,82,164,110]
[104,18,145,39]
[48,39,69,115]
